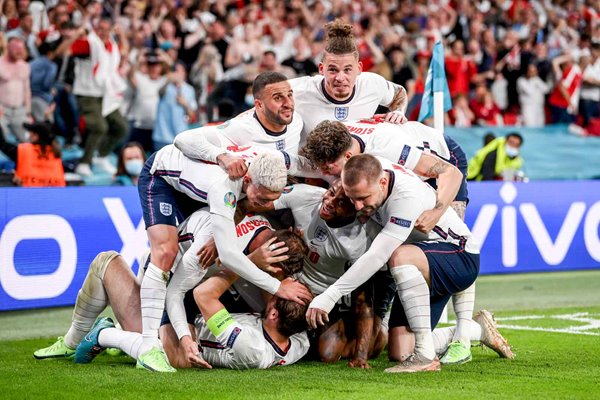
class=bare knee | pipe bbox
[152,242,178,270]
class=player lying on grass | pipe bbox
[34,210,310,371]
[307,154,481,372]
[238,179,393,368]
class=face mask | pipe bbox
[245,94,254,106]
[505,145,520,158]
[125,159,144,176]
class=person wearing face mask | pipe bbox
[113,142,146,186]
[467,133,524,181]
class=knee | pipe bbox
[153,243,178,267]
[84,116,108,135]
[319,347,342,364]
[89,251,120,280]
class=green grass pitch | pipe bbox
[1,270,599,400]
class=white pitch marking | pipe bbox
[451,312,600,336]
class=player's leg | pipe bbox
[159,322,197,369]
[34,251,118,359]
[136,159,180,368]
[386,244,439,372]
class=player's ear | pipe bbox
[344,150,353,160]
[379,175,387,189]
[318,62,324,75]
[357,60,363,74]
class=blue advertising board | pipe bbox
[1,181,599,311]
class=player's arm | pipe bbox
[307,232,401,328]
[412,153,462,232]
[349,288,375,369]
[212,213,312,303]
[378,77,408,124]
[193,269,239,321]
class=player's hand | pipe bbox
[181,335,212,369]
[415,208,443,233]
[217,153,247,179]
[197,238,218,268]
[275,277,313,305]
[379,110,407,124]
[306,307,329,330]
[248,236,288,276]
[348,358,371,369]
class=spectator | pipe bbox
[483,132,496,146]
[69,18,128,177]
[468,133,524,182]
[0,35,31,142]
[549,53,583,124]
[127,49,170,153]
[29,41,57,122]
[517,63,551,127]
[257,50,296,78]
[152,62,196,151]
[282,35,319,77]
[8,10,36,58]
[189,44,223,125]
[0,121,65,187]
[387,47,415,107]
[449,94,474,127]
[470,83,503,126]
[445,39,477,97]
[113,141,146,186]
[579,43,600,128]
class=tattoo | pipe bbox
[434,200,444,211]
[451,201,467,220]
[387,85,407,112]
[425,161,448,177]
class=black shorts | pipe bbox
[389,242,479,329]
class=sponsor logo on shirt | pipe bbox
[224,192,237,209]
[334,106,349,121]
[159,202,172,216]
[314,226,329,242]
[390,216,412,228]
[398,145,411,165]
[235,218,271,237]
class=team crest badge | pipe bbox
[314,226,329,242]
[159,202,172,216]
[224,192,237,209]
[276,139,285,151]
[334,106,349,121]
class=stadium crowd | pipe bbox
[0,0,598,185]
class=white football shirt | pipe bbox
[195,313,309,369]
[290,72,396,136]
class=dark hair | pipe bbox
[262,50,277,59]
[300,121,352,165]
[273,288,310,337]
[252,71,288,99]
[506,132,523,145]
[272,229,308,277]
[484,133,496,146]
[342,154,382,187]
[323,19,358,58]
[116,142,146,177]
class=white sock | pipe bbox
[98,328,144,359]
[433,327,455,355]
[433,320,483,355]
[391,265,435,360]
[140,262,168,352]
[452,284,476,347]
[64,265,108,349]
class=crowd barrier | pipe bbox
[1,181,599,311]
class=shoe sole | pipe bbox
[33,353,75,360]
[384,361,441,373]
[475,311,515,359]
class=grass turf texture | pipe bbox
[1,270,599,400]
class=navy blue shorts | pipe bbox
[389,242,479,329]
[138,153,207,228]
[426,135,469,203]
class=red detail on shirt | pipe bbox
[71,38,91,56]
[549,64,582,109]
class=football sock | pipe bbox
[140,262,168,352]
[64,259,109,349]
[433,320,483,354]
[98,328,144,359]
[452,284,476,347]
[391,265,436,360]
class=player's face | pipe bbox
[318,155,347,177]
[343,177,385,217]
[319,53,362,101]
[319,180,355,221]
[246,183,282,209]
[256,81,295,126]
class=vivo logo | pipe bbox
[470,183,600,267]
[0,198,148,301]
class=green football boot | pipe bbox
[136,347,176,372]
[33,336,75,359]
[440,341,472,365]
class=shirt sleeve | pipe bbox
[207,178,242,221]
[380,191,428,242]
[211,213,281,295]
[273,184,325,211]
[173,125,228,163]
[365,72,396,107]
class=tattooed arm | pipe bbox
[382,84,408,124]
[412,153,463,232]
